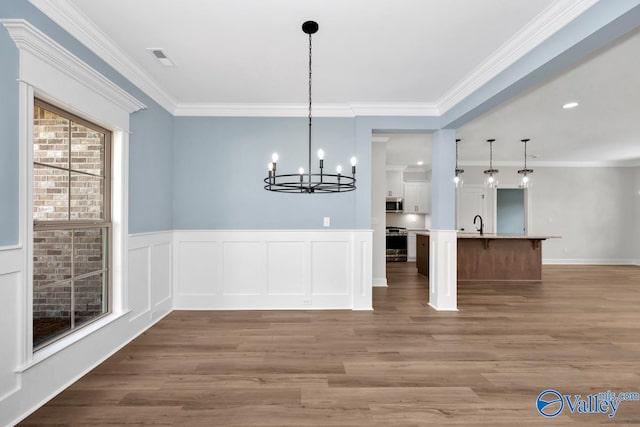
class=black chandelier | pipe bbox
[264,20,357,193]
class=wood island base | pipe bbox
[417,233,556,281]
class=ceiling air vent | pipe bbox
[147,48,174,67]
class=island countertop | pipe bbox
[415,231,559,240]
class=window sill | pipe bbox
[16,310,131,373]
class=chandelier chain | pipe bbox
[307,32,313,185]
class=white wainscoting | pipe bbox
[428,230,458,311]
[0,247,24,406]
[174,230,373,310]
[0,232,173,427]
[128,232,173,323]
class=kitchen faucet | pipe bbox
[473,215,484,235]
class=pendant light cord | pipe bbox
[489,140,493,169]
[307,32,313,188]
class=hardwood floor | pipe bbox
[21,263,640,425]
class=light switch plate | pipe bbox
[323,217,330,227]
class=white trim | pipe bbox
[428,229,458,311]
[372,277,388,287]
[174,102,441,118]
[436,0,599,113]
[26,0,174,112]
[349,103,440,117]
[26,0,598,119]
[1,19,146,114]
[175,103,355,118]
[16,311,132,372]
[2,11,133,397]
[173,230,372,310]
[543,259,640,265]
[19,82,34,365]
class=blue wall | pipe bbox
[0,23,19,245]
[173,117,359,229]
[2,0,639,241]
[0,0,174,245]
[129,107,174,233]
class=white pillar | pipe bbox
[429,130,457,310]
[428,230,457,311]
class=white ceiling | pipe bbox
[457,27,640,165]
[66,0,558,108]
[384,27,640,166]
[36,0,638,165]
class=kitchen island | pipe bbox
[416,232,558,281]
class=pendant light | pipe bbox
[454,138,464,188]
[264,21,356,193]
[483,139,498,188]
[517,138,534,188]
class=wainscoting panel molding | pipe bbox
[128,232,173,323]
[174,230,373,310]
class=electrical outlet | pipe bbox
[303,299,312,305]
[323,217,330,227]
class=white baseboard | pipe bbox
[543,259,638,265]
[372,277,388,287]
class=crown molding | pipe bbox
[349,103,440,117]
[28,0,177,113]
[173,103,355,117]
[436,0,600,114]
[1,19,146,114]
[174,102,440,117]
[28,0,597,118]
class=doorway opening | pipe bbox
[496,188,528,235]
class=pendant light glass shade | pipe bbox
[517,138,534,188]
[483,139,499,188]
[454,138,464,188]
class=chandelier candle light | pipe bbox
[517,138,534,188]
[454,138,464,188]
[483,139,499,188]
[264,21,357,193]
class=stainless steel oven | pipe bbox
[386,227,408,262]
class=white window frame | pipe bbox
[1,19,146,368]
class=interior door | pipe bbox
[456,186,487,233]
[497,188,526,234]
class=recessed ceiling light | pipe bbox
[562,102,579,109]
[417,161,424,166]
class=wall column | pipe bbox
[429,129,457,311]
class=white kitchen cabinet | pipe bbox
[407,231,417,261]
[403,182,431,214]
[386,170,403,198]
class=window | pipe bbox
[32,99,111,349]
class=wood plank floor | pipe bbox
[21,263,640,425]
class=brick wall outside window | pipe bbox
[32,103,109,345]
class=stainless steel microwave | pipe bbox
[386,199,403,212]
